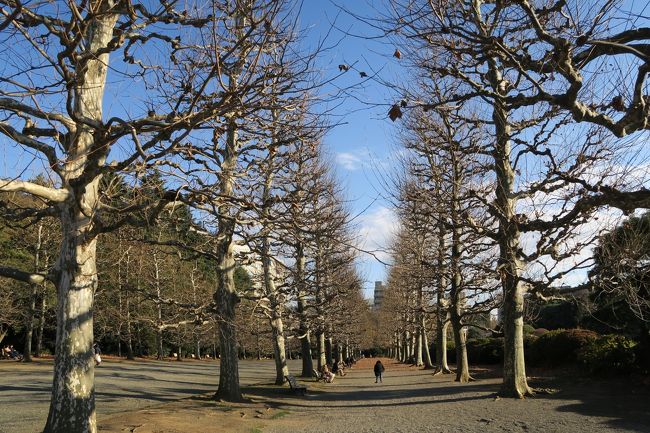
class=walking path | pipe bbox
[2,358,648,433]
[257,358,650,433]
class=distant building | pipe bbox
[374,281,385,310]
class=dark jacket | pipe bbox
[374,362,385,375]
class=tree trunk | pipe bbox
[153,248,164,361]
[44,209,100,433]
[260,146,289,385]
[125,292,134,360]
[451,310,470,382]
[486,58,533,398]
[265,258,289,385]
[24,225,43,362]
[415,321,423,367]
[325,335,333,365]
[434,320,451,374]
[421,317,434,369]
[35,292,46,357]
[214,110,242,401]
[449,146,471,383]
[434,205,452,375]
[270,312,288,385]
[43,6,118,432]
[317,331,326,370]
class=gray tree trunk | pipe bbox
[421,317,434,369]
[35,292,47,357]
[295,243,314,377]
[435,320,451,374]
[24,224,42,362]
[486,58,532,398]
[325,335,333,365]
[449,147,471,383]
[214,110,242,401]
[317,331,326,370]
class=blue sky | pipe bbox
[299,1,403,299]
[0,1,401,301]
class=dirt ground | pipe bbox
[97,358,650,433]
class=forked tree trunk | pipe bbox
[43,5,118,433]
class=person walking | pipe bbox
[374,359,385,383]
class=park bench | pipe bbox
[285,374,307,395]
[312,368,325,382]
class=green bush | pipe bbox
[577,334,638,374]
[527,328,599,367]
[467,338,503,364]
[429,340,456,363]
[523,324,536,335]
[533,328,549,337]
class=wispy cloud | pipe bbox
[336,152,363,171]
[357,206,399,264]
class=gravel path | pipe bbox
[1,358,648,433]
[0,357,296,433]
[259,358,650,433]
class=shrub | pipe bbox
[467,338,503,364]
[578,335,638,375]
[429,340,456,363]
[533,328,549,337]
[523,324,536,335]
[527,328,599,367]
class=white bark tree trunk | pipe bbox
[43,5,118,432]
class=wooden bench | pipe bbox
[285,375,307,395]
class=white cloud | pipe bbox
[336,152,363,171]
[357,206,399,264]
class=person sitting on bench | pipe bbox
[321,364,335,383]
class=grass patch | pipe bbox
[270,410,290,420]
[250,427,263,433]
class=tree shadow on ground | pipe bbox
[529,376,650,433]
[242,380,499,409]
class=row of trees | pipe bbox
[0,2,373,433]
[375,0,650,397]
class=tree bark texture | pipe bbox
[43,5,118,432]
[487,58,533,398]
